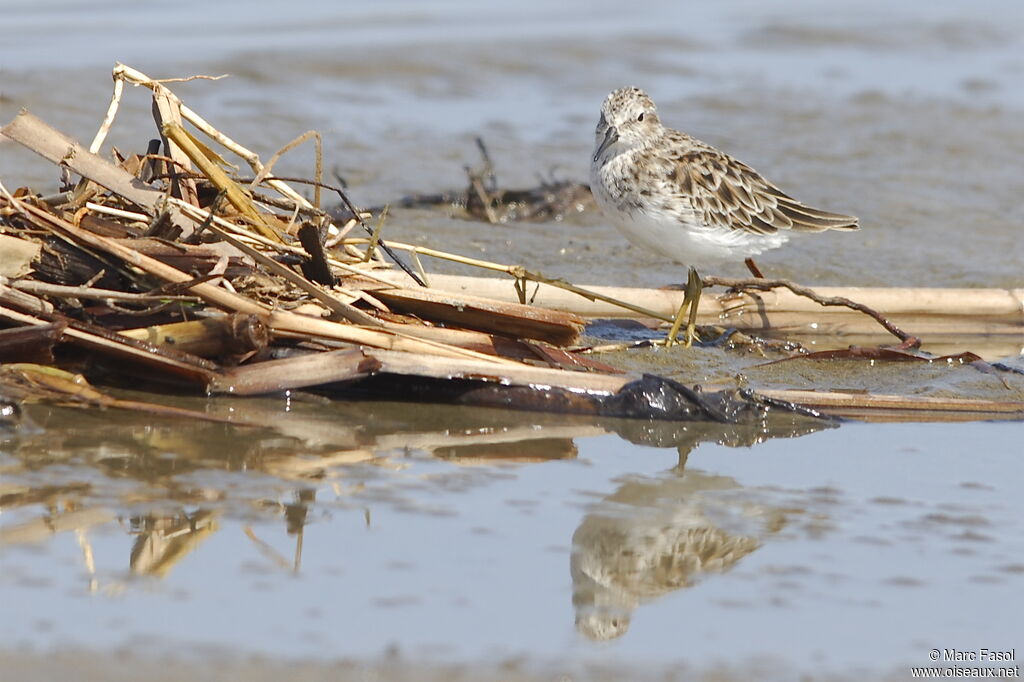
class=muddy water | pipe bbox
[2,1,1024,680]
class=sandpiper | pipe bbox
[589,86,858,345]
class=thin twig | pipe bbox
[702,275,920,346]
[84,202,149,222]
[409,249,430,288]
[330,187,426,287]
[11,280,201,304]
[201,222,382,327]
[102,299,180,316]
[475,137,498,193]
[250,130,323,209]
[363,206,389,262]
[470,176,499,224]
[150,74,229,84]
[89,76,124,154]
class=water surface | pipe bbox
[2,400,1022,679]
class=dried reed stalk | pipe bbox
[161,121,283,243]
[151,84,200,207]
[343,239,675,322]
[755,388,1024,422]
[3,110,166,212]
[109,64,312,212]
[211,348,380,395]
[366,285,585,345]
[119,315,268,358]
[369,272,1024,331]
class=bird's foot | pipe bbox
[666,267,703,347]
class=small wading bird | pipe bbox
[589,87,858,346]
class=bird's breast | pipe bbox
[590,152,642,214]
[590,154,790,266]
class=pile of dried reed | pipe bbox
[1,64,1020,423]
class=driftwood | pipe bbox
[211,347,623,396]
[210,346,1024,422]
[3,110,163,209]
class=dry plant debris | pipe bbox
[1,64,1021,424]
[373,137,594,224]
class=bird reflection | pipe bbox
[571,448,788,641]
[128,510,218,577]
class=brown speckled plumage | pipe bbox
[590,87,857,266]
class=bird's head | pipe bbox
[593,86,662,162]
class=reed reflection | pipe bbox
[0,399,827,597]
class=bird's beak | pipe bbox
[593,126,619,162]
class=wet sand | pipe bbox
[0,648,919,682]
[4,4,1024,290]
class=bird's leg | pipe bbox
[683,266,702,347]
[719,258,762,302]
[666,266,703,347]
[666,298,688,347]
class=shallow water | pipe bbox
[2,399,1022,680]
[2,1,1024,679]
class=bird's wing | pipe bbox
[654,141,859,235]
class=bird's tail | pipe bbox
[777,196,859,232]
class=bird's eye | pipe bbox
[637,112,645,122]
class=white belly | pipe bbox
[609,207,789,267]
[590,156,789,268]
